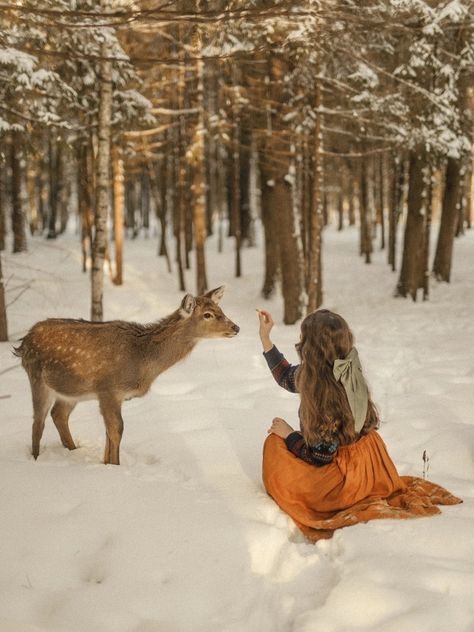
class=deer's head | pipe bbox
[179,286,240,339]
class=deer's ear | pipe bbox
[180,294,196,318]
[204,285,225,304]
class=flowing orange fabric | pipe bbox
[262,431,462,542]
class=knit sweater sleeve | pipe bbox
[285,431,338,466]
[262,345,299,393]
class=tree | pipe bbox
[91,35,113,322]
[0,253,7,341]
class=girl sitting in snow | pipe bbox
[257,308,461,542]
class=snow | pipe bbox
[1,223,473,631]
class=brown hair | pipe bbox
[295,309,379,446]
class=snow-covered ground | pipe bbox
[1,223,473,632]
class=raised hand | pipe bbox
[256,309,274,352]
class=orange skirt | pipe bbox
[262,431,462,542]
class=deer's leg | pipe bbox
[99,394,124,466]
[51,400,77,450]
[30,378,54,460]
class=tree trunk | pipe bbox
[464,166,472,229]
[396,151,426,300]
[26,160,40,236]
[261,147,304,322]
[0,253,7,341]
[260,156,280,299]
[423,166,433,301]
[240,127,253,245]
[91,41,112,321]
[378,156,386,250]
[47,136,58,239]
[191,25,208,295]
[337,178,344,231]
[307,76,323,311]
[388,154,405,271]
[58,148,69,235]
[112,145,124,286]
[149,160,171,272]
[348,174,356,226]
[277,177,304,324]
[231,87,242,277]
[10,132,27,253]
[359,157,372,264]
[77,143,93,273]
[432,157,462,282]
[0,165,5,251]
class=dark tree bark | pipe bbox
[423,166,434,301]
[0,165,5,251]
[348,173,356,226]
[388,155,405,271]
[359,157,372,264]
[378,156,386,250]
[239,126,252,245]
[464,169,472,229]
[0,253,7,341]
[433,157,462,282]
[141,169,150,236]
[46,136,60,239]
[337,181,344,232]
[10,132,27,253]
[191,25,208,295]
[396,151,426,300]
[125,178,138,238]
[149,160,171,272]
[307,75,323,311]
[112,145,124,286]
[77,142,93,273]
[259,155,280,300]
[231,94,242,278]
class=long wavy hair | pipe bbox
[295,309,379,446]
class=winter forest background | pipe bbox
[0,0,473,332]
[0,2,474,632]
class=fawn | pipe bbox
[14,286,239,465]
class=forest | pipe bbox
[0,0,473,338]
[1,4,474,631]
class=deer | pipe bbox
[13,286,239,465]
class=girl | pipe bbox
[257,308,461,542]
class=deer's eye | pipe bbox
[203,312,214,319]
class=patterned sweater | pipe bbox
[263,345,338,466]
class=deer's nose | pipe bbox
[232,324,240,334]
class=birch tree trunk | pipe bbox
[91,39,113,321]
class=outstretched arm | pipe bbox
[257,309,299,393]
